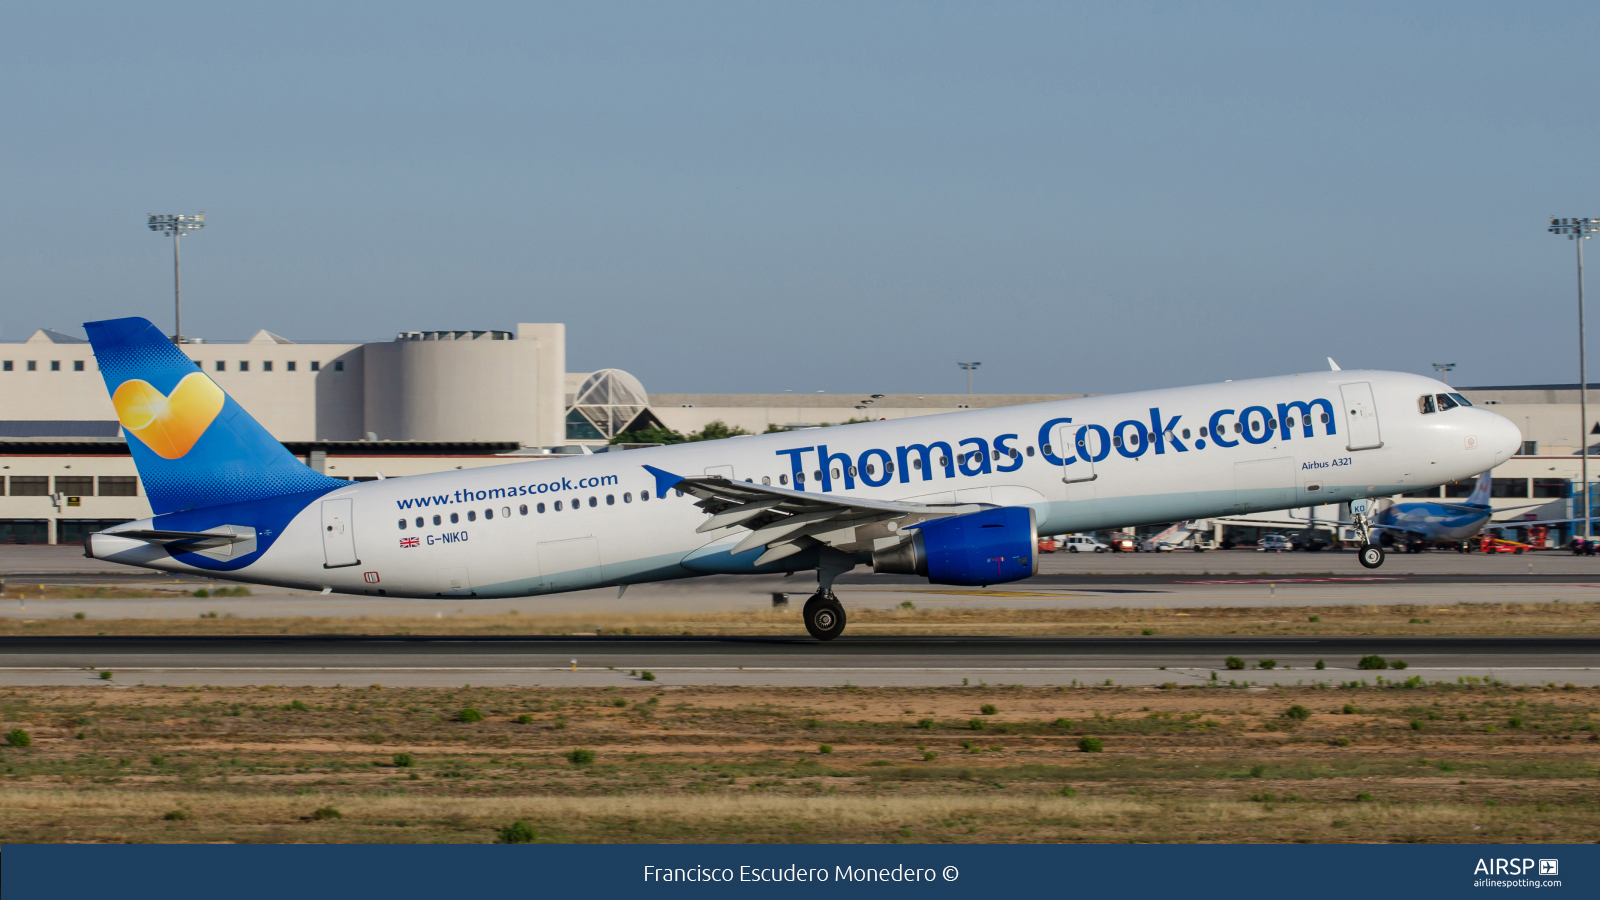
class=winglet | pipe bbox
[642,465,687,499]
[1327,357,1341,371]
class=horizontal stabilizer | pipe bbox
[108,529,253,549]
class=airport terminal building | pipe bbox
[0,323,1593,545]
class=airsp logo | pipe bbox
[1473,858,1554,876]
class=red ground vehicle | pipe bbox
[1106,532,1137,552]
[1479,535,1528,554]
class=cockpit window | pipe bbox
[1448,392,1473,408]
[1435,393,1459,411]
[1419,394,1437,414]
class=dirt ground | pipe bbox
[0,681,1595,843]
[3,594,1599,637]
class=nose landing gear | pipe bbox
[1350,499,1386,569]
[1358,544,1386,569]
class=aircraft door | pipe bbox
[320,498,360,568]
[1339,382,1384,451]
[1055,423,1102,500]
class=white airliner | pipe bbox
[83,317,1521,640]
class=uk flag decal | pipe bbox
[400,537,419,548]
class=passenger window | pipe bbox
[1042,444,1052,455]
[468,510,477,521]
[1182,428,1191,439]
[1267,418,1276,430]
[832,468,840,479]
[1200,427,1208,438]
[886,461,895,473]
[1435,393,1458,411]
[1234,423,1242,433]
[779,475,788,485]
[589,496,597,507]
[1250,420,1260,432]
[642,490,651,500]
[519,504,528,515]
[484,509,493,519]
[554,501,562,511]
[761,477,770,485]
[938,456,948,467]
[433,515,441,526]
[624,492,633,502]
[913,459,922,470]
[502,507,511,517]
[848,466,856,477]
[1320,412,1330,423]
[537,503,546,513]
[864,465,875,477]
[415,517,424,528]
[1112,435,1122,447]
[1025,446,1034,456]
[397,519,406,530]
[1419,395,1436,414]
[606,495,615,505]
[814,470,822,481]
[450,512,459,523]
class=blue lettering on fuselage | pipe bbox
[770,396,1338,493]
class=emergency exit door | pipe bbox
[321,498,360,568]
[1339,382,1384,451]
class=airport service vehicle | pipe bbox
[1258,534,1292,552]
[1137,520,1211,552]
[1058,535,1110,553]
[81,318,1522,640]
[1106,532,1138,552]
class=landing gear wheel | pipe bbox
[1358,544,1385,569]
[803,595,847,641]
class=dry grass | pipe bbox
[3,600,1599,636]
[0,682,1595,843]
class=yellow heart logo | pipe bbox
[112,373,226,459]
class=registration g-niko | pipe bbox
[83,317,1521,640]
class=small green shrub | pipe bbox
[162,809,190,821]
[1334,737,1351,747]
[392,752,414,767]
[1342,704,1356,714]
[566,748,596,765]
[456,707,484,723]
[310,806,342,820]
[99,671,112,680]
[610,697,627,707]
[73,612,85,620]
[1315,659,1326,670]
[1357,655,1387,670]
[898,601,915,610]
[1284,705,1311,721]
[817,744,833,755]
[1389,659,1409,670]
[1257,659,1277,670]
[497,820,538,843]
[640,671,656,681]
[287,699,308,711]
[1140,629,1154,636]
[1059,786,1078,797]
[1507,717,1523,729]
[1355,792,1373,802]
[967,718,987,731]
[1249,764,1266,778]
[979,704,997,716]
[915,718,934,730]
[1224,656,1245,670]
[515,714,533,724]
[149,755,166,766]
[5,728,31,748]
[1077,736,1103,753]
[193,589,210,598]
[921,751,937,761]
[1410,719,1423,731]
[1484,725,1497,733]
[1308,615,1320,622]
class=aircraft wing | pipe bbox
[643,465,978,565]
[1482,516,1600,531]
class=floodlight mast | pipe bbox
[957,361,981,395]
[147,213,205,343]
[1431,363,1456,385]
[1549,216,1600,538]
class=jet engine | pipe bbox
[871,506,1037,586]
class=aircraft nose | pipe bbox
[1481,411,1522,462]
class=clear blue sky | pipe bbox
[2,2,1596,394]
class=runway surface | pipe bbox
[4,634,1595,687]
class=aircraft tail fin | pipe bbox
[1465,471,1493,507]
[84,317,347,515]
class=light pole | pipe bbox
[1549,216,1599,538]
[957,361,981,395]
[1431,363,1456,385]
[147,213,205,343]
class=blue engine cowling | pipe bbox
[871,506,1037,586]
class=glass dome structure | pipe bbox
[567,368,652,440]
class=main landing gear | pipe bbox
[803,593,847,641]
[803,546,854,641]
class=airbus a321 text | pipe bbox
[83,318,1522,639]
